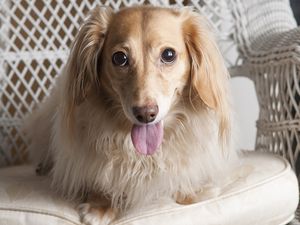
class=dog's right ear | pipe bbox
[66,6,113,106]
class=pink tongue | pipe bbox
[131,122,163,155]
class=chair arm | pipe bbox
[242,26,300,172]
[241,27,300,66]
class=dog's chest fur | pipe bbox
[51,98,226,210]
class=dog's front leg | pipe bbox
[78,193,118,225]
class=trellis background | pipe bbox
[0,0,237,166]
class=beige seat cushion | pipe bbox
[0,152,298,225]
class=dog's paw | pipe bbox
[175,187,222,205]
[78,203,116,225]
[175,194,197,205]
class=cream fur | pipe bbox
[25,5,238,220]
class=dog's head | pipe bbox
[65,6,230,155]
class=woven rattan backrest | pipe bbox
[0,0,235,166]
[232,0,297,54]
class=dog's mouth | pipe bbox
[131,121,163,155]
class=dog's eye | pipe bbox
[161,48,176,64]
[112,51,129,67]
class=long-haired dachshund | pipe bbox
[25,6,237,225]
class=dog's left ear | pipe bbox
[182,10,231,143]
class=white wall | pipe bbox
[229,77,259,150]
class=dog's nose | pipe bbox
[132,105,159,123]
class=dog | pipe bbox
[25,5,238,225]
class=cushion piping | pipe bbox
[0,206,80,225]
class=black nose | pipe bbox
[132,105,159,123]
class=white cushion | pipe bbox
[0,152,298,225]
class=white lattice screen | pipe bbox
[0,0,236,166]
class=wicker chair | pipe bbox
[0,0,299,224]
